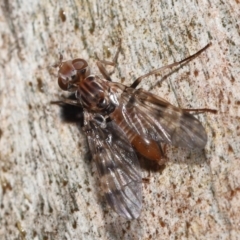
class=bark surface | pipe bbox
[0,0,239,239]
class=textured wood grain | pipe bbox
[0,0,239,239]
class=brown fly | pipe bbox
[53,42,216,219]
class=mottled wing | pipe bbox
[121,88,207,149]
[83,112,142,219]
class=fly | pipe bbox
[53,42,216,219]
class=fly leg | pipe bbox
[130,43,216,113]
[51,98,84,124]
[50,98,81,107]
[50,94,82,108]
[182,108,217,114]
[96,40,121,82]
[130,43,211,89]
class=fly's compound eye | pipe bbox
[58,60,76,91]
[58,72,77,91]
[58,76,78,92]
[72,59,88,70]
[72,59,90,79]
[58,76,69,91]
[58,58,90,91]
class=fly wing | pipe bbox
[83,112,142,219]
[121,88,207,149]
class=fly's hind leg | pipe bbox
[182,108,217,114]
[131,43,211,89]
[96,39,121,81]
[130,43,217,114]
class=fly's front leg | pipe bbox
[50,99,81,107]
[96,40,121,82]
[51,98,84,124]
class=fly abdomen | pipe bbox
[110,106,165,164]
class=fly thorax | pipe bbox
[77,75,115,114]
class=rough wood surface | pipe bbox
[0,0,239,239]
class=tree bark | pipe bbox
[0,0,239,239]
